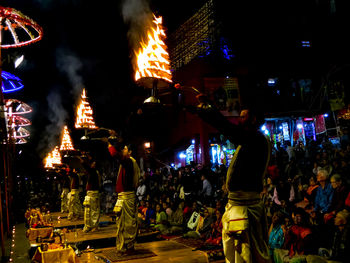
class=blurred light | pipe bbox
[267,78,276,86]
[279,126,283,130]
[324,113,329,117]
[297,124,303,129]
[171,163,175,167]
[144,142,151,148]
[14,55,24,68]
[191,139,195,144]
[264,130,269,135]
[179,152,186,159]
[301,40,311,47]
[260,125,266,131]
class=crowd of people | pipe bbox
[125,133,350,262]
[22,128,350,262]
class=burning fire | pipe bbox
[60,126,75,151]
[75,89,97,129]
[134,15,172,83]
[44,146,62,168]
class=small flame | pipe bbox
[60,126,75,151]
[44,146,62,168]
[75,89,97,129]
[134,15,172,83]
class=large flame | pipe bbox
[135,15,172,83]
[44,146,62,168]
[75,89,97,129]
[60,126,75,151]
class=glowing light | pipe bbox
[60,126,75,151]
[297,124,303,129]
[134,15,172,83]
[14,55,24,68]
[144,142,151,148]
[179,152,186,159]
[324,113,329,117]
[260,125,266,131]
[0,6,43,49]
[1,71,24,93]
[191,139,195,144]
[75,89,97,129]
[44,146,62,168]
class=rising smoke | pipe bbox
[121,0,153,56]
[37,87,68,157]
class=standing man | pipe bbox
[192,101,272,263]
[60,167,70,213]
[67,167,83,221]
[80,154,101,233]
[104,135,140,253]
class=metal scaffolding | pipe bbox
[168,0,217,71]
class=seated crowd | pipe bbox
[135,136,350,262]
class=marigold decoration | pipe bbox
[75,88,97,129]
[44,146,62,168]
[59,126,75,151]
[134,15,172,85]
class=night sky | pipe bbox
[2,0,350,175]
[0,0,208,178]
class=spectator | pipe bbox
[200,174,212,206]
[183,207,214,239]
[314,169,334,215]
[268,212,285,258]
[154,203,168,233]
[205,209,223,246]
[284,208,313,257]
[324,174,349,224]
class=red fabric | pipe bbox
[116,167,125,193]
[267,165,280,182]
[345,192,350,208]
[108,145,117,156]
[287,225,312,257]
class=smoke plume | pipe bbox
[37,88,68,157]
[121,0,153,54]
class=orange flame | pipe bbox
[75,89,97,129]
[60,126,75,151]
[135,15,172,83]
[44,146,62,168]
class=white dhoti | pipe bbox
[68,189,83,220]
[222,191,271,263]
[114,191,138,252]
[83,190,100,232]
[61,188,69,213]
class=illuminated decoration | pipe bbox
[44,146,62,168]
[59,125,75,151]
[4,99,32,114]
[75,88,97,129]
[3,99,32,144]
[1,71,24,93]
[0,6,43,49]
[9,115,31,126]
[134,14,172,87]
[282,122,290,141]
[12,127,29,138]
[186,144,195,165]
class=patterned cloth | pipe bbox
[83,190,100,232]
